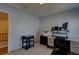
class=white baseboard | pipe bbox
[68,37,79,41]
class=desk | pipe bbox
[51,36,70,55]
[52,30,69,39]
[40,36,48,46]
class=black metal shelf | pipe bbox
[22,35,34,49]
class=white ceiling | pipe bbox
[9,3,79,18]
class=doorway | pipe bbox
[0,12,8,54]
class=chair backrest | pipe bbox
[62,22,68,30]
[54,26,59,31]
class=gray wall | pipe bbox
[0,4,39,52]
[40,8,79,40]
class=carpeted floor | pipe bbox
[9,42,53,55]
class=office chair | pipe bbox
[61,22,68,31]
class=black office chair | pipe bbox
[51,22,68,31]
[60,22,68,31]
[54,26,59,31]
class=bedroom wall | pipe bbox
[0,4,39,52]
[39,7,79,41]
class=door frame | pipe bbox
[0,11,9,54]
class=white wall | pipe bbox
[40,8,79,40]
[0,4,39,52]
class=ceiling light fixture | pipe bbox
[40,3,44,5]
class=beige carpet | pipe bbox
[9,42,53,55]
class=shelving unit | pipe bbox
[22,35,34,49]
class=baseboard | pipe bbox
[9,47,22,54]
[34,40,40,43]
[68,37,79,41]
[9,41,40,54]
